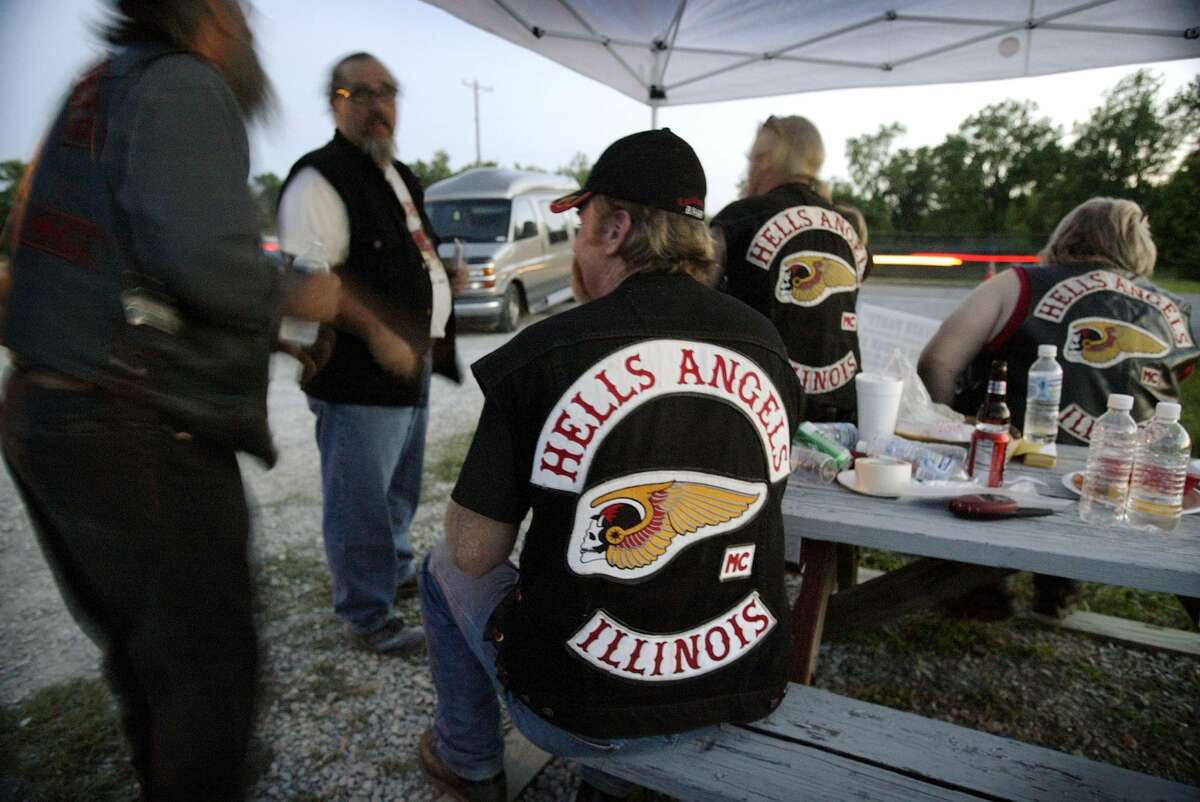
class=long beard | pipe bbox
[362,135,395,166]
[219,36,275,122]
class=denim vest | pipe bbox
[5,45,279,462]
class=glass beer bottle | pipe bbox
[968,360,1011,487]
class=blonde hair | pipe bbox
[834,204,869,249]
[591,195,718,285]
[1039,197,1156,277]
[761,115,825,182]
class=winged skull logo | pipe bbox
[774,251,856,306]
[1064,317,1168,368]
[573,475,763,578]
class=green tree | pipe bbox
[410,149,455,187]
[249,171,282,235]
[1147,147,1200,278]
[1066,70,1184,207]
[934,100,1063,236]
[556,151,591,187]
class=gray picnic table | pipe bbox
[782,444,1200,683]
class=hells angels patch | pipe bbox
[1064,317,1169,369]
[772,251,857,307]
[532,340,792,492]
[568,591,776,682]
[566,470,766,581]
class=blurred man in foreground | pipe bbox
[1,1,336,798]
[416,129,803,802]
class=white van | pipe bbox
[425,168,579,332]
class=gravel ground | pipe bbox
[2,323,1198,799]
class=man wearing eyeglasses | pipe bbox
[711,116,873,424]
[278,52,462,654]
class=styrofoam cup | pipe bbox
[855,373,904,443]
[855,457,912,496]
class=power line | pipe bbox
[462,78,493,165]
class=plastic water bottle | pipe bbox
[1023,345,1063,445]
[857,434,968,482]
[1078,394,1139,526]
[280,240,331,346]
[789,444,838,484]
[810,422,858,451]
[1127,402,1191,532]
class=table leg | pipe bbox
[789,538,837,684]
[835,544,859,591]
[824,558,1015,638]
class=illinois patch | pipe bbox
[789,351,858,395]
[1064,317,1168,368]
[773,251,857,307]
[568,591,777,682]
[567,471,766,581]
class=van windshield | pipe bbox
[425,200,511,243]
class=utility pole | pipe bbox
[462,78,493,165]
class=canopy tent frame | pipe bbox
[457,0,1198,127]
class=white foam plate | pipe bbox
[1062,470,1200,515]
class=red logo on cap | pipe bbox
[676,196,703,209]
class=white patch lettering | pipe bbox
[745,205,869,277]
[1034,270,1194,348]
[789,351,858,395]
[719,544,756,581]
[532,341,793,492]
[568,592,777,682]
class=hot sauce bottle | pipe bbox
[968,360,1011,488]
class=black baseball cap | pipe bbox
[549,128,706,220]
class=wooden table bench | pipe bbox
[579,682,1196,801]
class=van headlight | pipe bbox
[469,263,497,289]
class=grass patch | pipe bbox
[1076,583,1194,630]
[860,548,907,573]
[1155,276,1200,295]
[307,659,376,701]
[258,547,331,617]
[1179,376,1199,457]
[421,429,475,499]
[0,678,136,802]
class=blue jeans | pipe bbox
[2,370,258,801]
[308,394,428,634]
[420,541,715,793]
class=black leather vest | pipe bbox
[713,183,872,421]
[465,273,804,738]
[955,264,1199,444]
[280,132,459,406]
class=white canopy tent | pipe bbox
[421,0,1199,126]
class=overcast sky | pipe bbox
[0,0,1196,213]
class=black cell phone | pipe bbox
[949,494,1054,520]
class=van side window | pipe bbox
[512,199,539,241]
[539,199,570,244]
